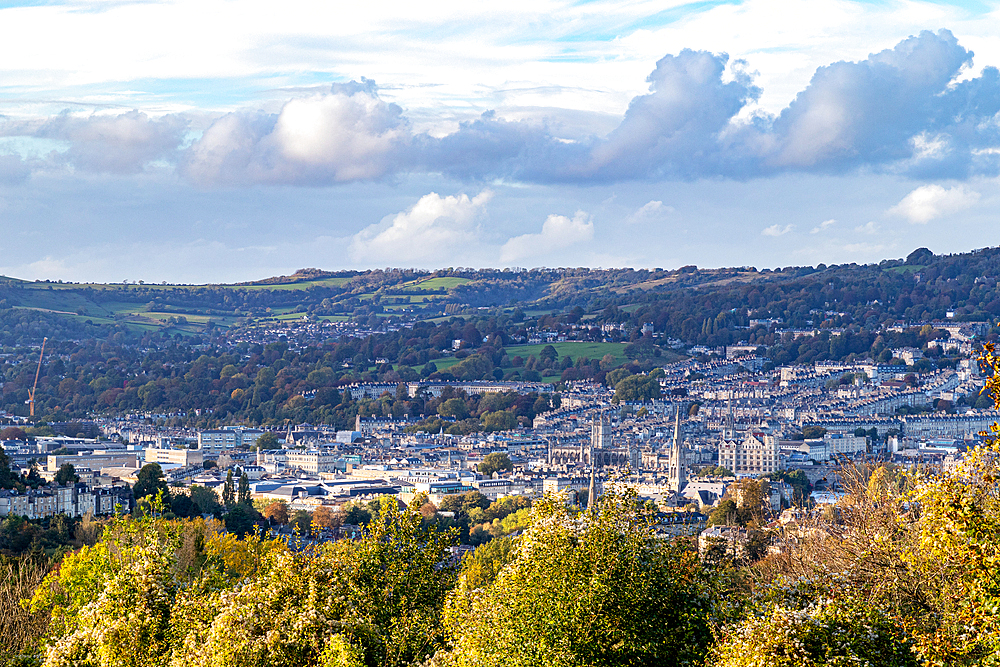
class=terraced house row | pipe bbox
[0,483,133,519]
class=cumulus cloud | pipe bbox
[10,30,1000,185]
[500,210,594,263]
[768,30,973,170]
[762,224,793,237]
[415,30,997,183]
[36,111,189,174]
[626,200,675,225]
[416,110,567,182]
[183,79,410,185]
[584,49,760,179]
[348,190,491,265]
[887,183,980,223]
[810,219,836,233]
[0,110,187,175]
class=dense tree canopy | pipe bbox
[612,374,662,403]
[438,492,723,667]
[478,452,513,477]
[53,464,78,487]
[131,463,168,502]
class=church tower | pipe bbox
[588,412,606,465]
[669,406,686,493]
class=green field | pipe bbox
[401,276,470,291]
[393,342,632,375]
[0,272,480,336]
[428,356,463,372]
[504,342,629,366]
[11,288,99,313]
[9,287,241,333]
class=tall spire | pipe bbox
[725,393,734,440]
[588,438,597,512]
[587,411,602,511]
[670,405,686,494]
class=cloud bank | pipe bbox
[4,30,1000,188]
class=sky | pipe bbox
[2,0,1000,282]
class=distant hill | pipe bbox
[1,246,999,343]
[0,245,998,425]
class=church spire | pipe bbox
[725,393,734,440]
[588,412,600,511]
[670,405,686,494]
[587,442,597,512]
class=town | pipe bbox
[2,314,991,559]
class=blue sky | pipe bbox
[2,0,1000,282]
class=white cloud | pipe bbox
[348,190,491,265]
[273,90,407,180]
[37,111,188,174]
[6,30,1000,187]
[887,184,980,223]
[762,223,793,237]
[183,83,409,185]
[854,221,878,234]
[626,200,674,225]
[500,210,594,263]
[810,218,835,233]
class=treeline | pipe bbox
[615,248,1000,347]
[9,246,1000,339]
[258,488,532,547]
[8,445,1000,666]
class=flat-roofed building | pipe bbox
[47,452,137,473]
[197,430,240,453]
[472,478,512,501]
[197,429,271,455]
[145,447,204,468]
[823,433,867,457]
[286,449,339,474]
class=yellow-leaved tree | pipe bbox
[29,495,457,667]
[435,490,729,667]
[711,340,1000,667]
